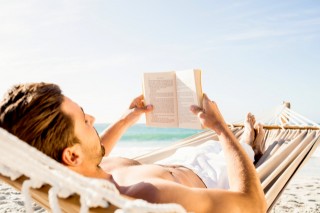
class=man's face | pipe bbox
[61,96,105,166]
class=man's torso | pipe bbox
[99,156,206,188]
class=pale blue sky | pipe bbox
[1,0,320,123]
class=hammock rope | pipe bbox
[133,105,320,212]
[0,128,186,213]
[232,103,320,130]
[0,104,319,212]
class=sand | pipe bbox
[270,176,320,213]
[269,156,320,213]
[0,157,319,213]
[0,182,45,213]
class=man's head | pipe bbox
[0,83,104,174]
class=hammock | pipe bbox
[0,128,186,213]
[0,103,319,212]
[134,103,320,212]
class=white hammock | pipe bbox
[134,103,320,212]
[0,128,186,213]
[0,103,319,212]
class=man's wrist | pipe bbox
[210,121,229,135]
[120,110,138,128]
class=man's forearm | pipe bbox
[100,119,131,156]
[219,126,257,191]
[190,95,266,212]
[217,125,266,211]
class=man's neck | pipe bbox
[68,165,113,180]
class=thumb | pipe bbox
[190,105,203,116]
[135,104,153,114]
[145,104,153,112]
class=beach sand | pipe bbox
[270,176,320,213]
[269,156,320,213]
[0,156,319,213]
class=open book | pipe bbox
[143,69,203,129]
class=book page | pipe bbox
[143,72,179,128]
[175,69,203,129]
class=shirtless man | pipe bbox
[0,83,267,213]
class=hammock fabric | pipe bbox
[134,103,320,212]
[0,103,319,212]
[0,128,186,213]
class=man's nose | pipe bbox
[87,114,95,125]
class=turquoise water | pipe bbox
[95,123,320,159]
[95,123,204,145]
[95,123,204,157]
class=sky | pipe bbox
[0,0,320,124]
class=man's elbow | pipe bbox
[249,192,267,213]
[259,197,267,213]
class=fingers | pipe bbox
[203,93,210,101]
[190,93,214,116]
[133,104,153,114]
[202,93,217,107]
[190,105,203,117]
[145,104,153,112]
[130,95,145,109]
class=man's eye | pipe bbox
[85,119,88,124]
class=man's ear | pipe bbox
[61,144,83,166]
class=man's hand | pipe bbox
[121,95,153,127]
[100,95,153,156]
[190,93,227,134]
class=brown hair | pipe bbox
[0,83,80,162]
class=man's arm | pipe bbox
[189,93,267,212]
[124,94,266,212]
[125,177,264,213]
[100,95,152,156]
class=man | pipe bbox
[0,83,266,213]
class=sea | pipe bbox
[95,123,320,161]
[95,123,204,158]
